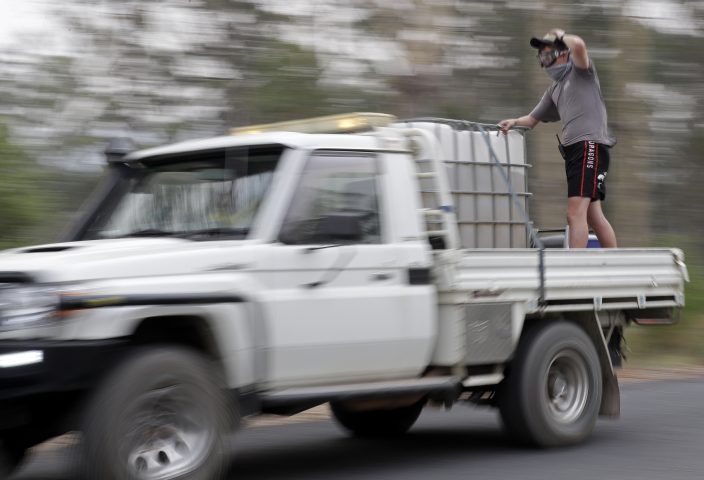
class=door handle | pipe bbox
[370,272,393,281]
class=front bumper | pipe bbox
[0,339,130,440]
[0,339,129,401]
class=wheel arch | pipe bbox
[131,314,222,361]
[124,302,259,391]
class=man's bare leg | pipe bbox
[567,196,591,248]
[587,200,617,248]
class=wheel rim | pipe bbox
[545,350,589,424]
[123,384,214,480]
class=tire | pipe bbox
[331,399,425,437]
[81,347,235,480]
[0,438,26,478]
[498,321,602,447]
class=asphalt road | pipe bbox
[13,376,704,480]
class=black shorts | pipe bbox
[560,140,610,201]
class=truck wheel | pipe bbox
[498,321,602,447]
[330,400,425,437]
[0,438,25,477]
[81,347,235,480]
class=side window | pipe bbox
[279,151,381,245]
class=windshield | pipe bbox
[83,146,282,240]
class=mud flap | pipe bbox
[574,316,620,418]
[600,370,621,417]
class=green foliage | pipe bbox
[245,43,330,122]
[627,238,704,365]
[0,122,49,250]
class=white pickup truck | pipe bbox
[0,113,687,479]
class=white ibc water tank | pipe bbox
[394,119,531,249]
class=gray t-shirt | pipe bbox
[529,59,616,147]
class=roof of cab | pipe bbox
[122,131,390,163]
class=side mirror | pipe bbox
[315,212,366,242]
[278,212,367,245]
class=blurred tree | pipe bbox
[0,122,48,249]
[235,41,337,124]
[603,16,655,246]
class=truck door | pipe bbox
[258,150,436,387]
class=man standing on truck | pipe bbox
[499,29,617,248]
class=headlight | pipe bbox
[0,284,62,331]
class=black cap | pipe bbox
[530,32,565,50]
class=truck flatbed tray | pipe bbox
[449,248,686,313]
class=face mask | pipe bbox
[545,59,572,82]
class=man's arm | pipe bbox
[551,29,589,69]
[498,115,539,134]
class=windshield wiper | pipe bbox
[120,229,178,238]
[115,227,249,240]
[176,227,250,239]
